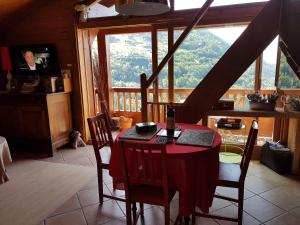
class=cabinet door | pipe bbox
[0,106,19,137]
[18,106,50,139]
[47,94,72,142]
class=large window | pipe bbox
[173,26,254,90]
[175,0,269,10]
[106,33,152,88]
[279,52,300,89]
[261,37,279,90]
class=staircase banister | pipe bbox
[144,0,214,88]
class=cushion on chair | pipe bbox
[130,185,176,206]
[217,162,241,187]
[98,147,111,168]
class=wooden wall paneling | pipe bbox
[180,0,282,123]
[78,2,267,29]
[1,0,83,135]
[97,32,113,114]
[77,29,96,140]
[288,118,300,175]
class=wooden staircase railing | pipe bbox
[140,0,214,122]
[279,40,300,79]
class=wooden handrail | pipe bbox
[144,0,214,88]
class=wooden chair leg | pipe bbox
[97,168,104,205]
[132,202,137,224]
[139,202,144,216]
[126,202,133,225]
[238,187,244,225]
[164,206,170,225]
[184,216,190,225]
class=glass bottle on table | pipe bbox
[166,103,175,136]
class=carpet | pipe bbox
[0,160,96,225]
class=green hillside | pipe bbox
[107,31,285,90]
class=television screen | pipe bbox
[10,44,59,76]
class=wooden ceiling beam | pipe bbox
[78,2,267,29]
[0,0,49,35]
[177,0,282,123]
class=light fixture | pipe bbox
[115,0,170,16]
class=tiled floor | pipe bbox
[22,145,300,225]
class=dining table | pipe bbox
[109,123,221,217]
[0,136,12,184]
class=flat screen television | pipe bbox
[10,44,59,76]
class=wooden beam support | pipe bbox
[180,0,282,123]
[78,2,267,29]
[255,56,262,92]
[152,27,159,122]
[168,26,174,102]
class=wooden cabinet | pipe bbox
[0,92,72,156]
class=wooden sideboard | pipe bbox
[0,92,72,156]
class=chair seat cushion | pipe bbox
[130,185,176,206]
[99,147,111,168]
[217,162,241,187]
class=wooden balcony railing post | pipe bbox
[141,73,148,122]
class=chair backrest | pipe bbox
[87,113,113,164]
[119,140,169,202]
[240,120,259,182]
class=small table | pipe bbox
[0,136,12,184]
[109,123,221,216]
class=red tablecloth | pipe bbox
[109,123,221,216]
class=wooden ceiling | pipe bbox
[0,0,113,25]
[0,0,35,23]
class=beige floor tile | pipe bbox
[245,175,278,194]
[135,207,167,225]
[260,186,300,211]
[60,148,88,161]
[265,213,300,225]
[78,186,111,207]
[105,182,125,198]
[82,200,125,225]
[243,195,285,223]
[80,176,99,191]
[194,217,219,225]
[289,206,300,219]
[214,204,260,225]
[50,194,81,216]
[65,156,94,167]
[210,198,232,212]
[46,209,87,225]
[216,186,255,200]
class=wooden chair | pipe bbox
[192,120,259,225]
[119,140,177,225]
[87,113,125,204]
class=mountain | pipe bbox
[107,30,279,90]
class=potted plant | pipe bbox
[247,92,279,111]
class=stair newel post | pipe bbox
[140,73,148,122]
